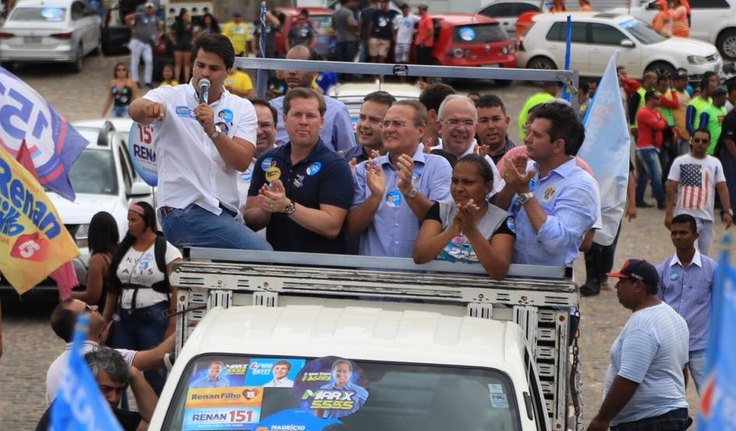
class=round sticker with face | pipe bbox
[261,157,275,171]
[385,189,402,207]
[218,108,234,123]
[265,166,281,182]
[293,356,369,419]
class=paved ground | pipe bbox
[0,53,721,428]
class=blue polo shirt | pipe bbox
[248,140,353,253]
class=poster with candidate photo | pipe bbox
[293,356,369,419]
[245,358,305,388]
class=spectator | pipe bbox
[222,11,253,56]
[475,94,515,165]
[358,0,379,64]
[368,0,397,67]
[656,73,679,180]
[414,154,515,279]
[393,4,419,66]
[125,2,160,89]
[172,8,194,83]
[665,128,732,256]
[579,0,592,11]
[636,90,667,209]
[718,81,736,222]
[238,98,278,211]
[101,62,139,118]
[224,67,254,98]
[657,214,716,394]
[103,201,181,395]
[670,0,689,37]
[671,70,692,155]
[587,259,690,431]
[286,9,315,51]
[333,0,359,65]
[418,82,456,149]
[270,45,356,152]
[254,8,281,58]
[129,34,272,251]
[685,71,719,137]
[38,347,158,431]
[577,79,592,121]
[71,211,119,312]
[500,102,599,266]
[517,81,560,140]
[347,100,452,257]
[650,0,672,37]
[244,88,354,253]
[414,4,434,88]
[343,90,396,165]
[697,85,728,155]
[550,0,567,12]
[198,12,220,35]
[158,63,178,87]
[628,71,656,133]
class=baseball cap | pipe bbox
[144,2,155,8]
[674,70,689,81]
[607,259,659,287]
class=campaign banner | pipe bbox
[294,356,369,419]
[0,67,88,201]
[127,121,158,186]
[186,387,263,408]
[245,358,305,388]
[0,147,78,294]
[182,407,261,430]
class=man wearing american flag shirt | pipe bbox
[664,127,732,256]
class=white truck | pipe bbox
[149,248,582,431]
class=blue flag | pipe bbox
[561,15,572,102]
[697,234,736,430]
[50,313,123,431]
[578,52,630,246]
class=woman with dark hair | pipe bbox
[100,62,138,118]
[172,8,194,83]
[103,201,181,394]
[198,12,220,35]
[413,155,515,279]
[71,212,119,311]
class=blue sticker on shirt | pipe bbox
[670,271,680,281]
[306,161,322,176]
[218,108,234,123]
[506,217,516,233]
[261,157,276,171]
[412,166,424,183]
[216,121,230,135]
[385,189,402,207]
[176,105,194,118]
[239,168,252,182]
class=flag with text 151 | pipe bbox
[0,67,88,201]
[50,312,122,431]
[697,235,736,430]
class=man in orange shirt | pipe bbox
[413,4,433,88]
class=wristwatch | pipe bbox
[405,188,418,199]
[207,125,222,140]
[283,200,296,215]
[517,191,534,205]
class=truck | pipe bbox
[149,248,582,430]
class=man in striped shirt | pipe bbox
[664,127,732,256]
[657,214,716,395]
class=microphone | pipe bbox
[198,78,210,104]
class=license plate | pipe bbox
[24,36,42,43]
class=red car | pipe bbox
[273,7,335,59]
[430,13,516,70]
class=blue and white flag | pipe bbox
[0,67,88,201]
[698,235,736,430]
[50,313,123,431]
[578,52,630,246]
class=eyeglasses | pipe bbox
[381,120,408,128]
[692,138,709,143]
[444,119,475,127]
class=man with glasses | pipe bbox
[347,100,452,257]
[37,347,158,431]
[664,127,732,256]
[587,259,690,431]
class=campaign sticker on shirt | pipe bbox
[176,105,194,118]
[506,217,516,233]
[239,168,252,182]
[670,271,680,281]
[542,186,556,201]
[412,166,423,183]
[385,189,402,207]
[265,167,281,182]
[293,356,369,419]
[292,174,305,188]
[216,121,230,135]
[458,27,476,42]
[261,157,276,171]
[218,109,234,123]
[306,161,322,176]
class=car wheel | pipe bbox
[717,28,736,61]
[73,44,83,72]
[527,56,556,70]
[645,61,675,79]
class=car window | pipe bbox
[691,0,728,8]
[480,3,515,17]
[514,3,540,15]
[68,149,119,195]
[453,24,508,43]
[71,1,85,20]
[546,21,587,43]
[9,7,66,22]
[590,23,628,45]
[163,354,523,431]
[619,19,664,45]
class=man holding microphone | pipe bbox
[129,33,271,250]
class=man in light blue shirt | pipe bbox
[347,100,452,257]
[191,360,230,388]
[656,213,715,395]
[501,102,599,266]
[270,45,356,153]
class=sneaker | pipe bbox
[580,284,600,297]
[635,201,653,208]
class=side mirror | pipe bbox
[129,181,153,197]
[620,39,635,48]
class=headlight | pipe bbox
[75,224,89,249]
[687,55,708,65]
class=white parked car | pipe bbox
[328,82,421,132]
[609,0,736,60]
[476,0,541,37]
[0,0,101,72]
[517,12,722,81]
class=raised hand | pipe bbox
[396,153,415,195]
[365,159,386,197]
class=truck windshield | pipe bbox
[163,354,522,431]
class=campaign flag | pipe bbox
[561,15,572,102]
[127,122,158,186]
[697,235,736,431]
[578,52,630,246]
[0,147,78,294]
[0,67,88,201]
[50,312,123,431]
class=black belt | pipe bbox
[158,206,175,220]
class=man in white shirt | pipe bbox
[129,33,271,250]
[393,4,419,64]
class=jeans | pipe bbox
[694,217,714,257]
[161,204,272,250]
[336,41,357,62]
[636,147,665,204]
[688,349,706,395]
[111,300,168,394]
[611,408,690,431]
[129,38,153,85]
[111,105,128,118]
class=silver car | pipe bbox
[0,0,101,72]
